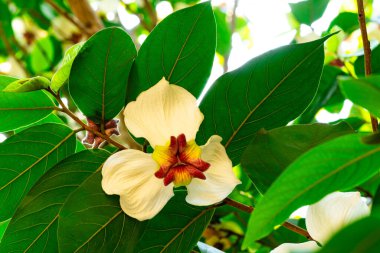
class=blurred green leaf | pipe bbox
[354,45,380,76]
[327,12,359,34]
[0,75,56,132]
[51,42,84,92]
[339,75,380,118]
[69,27,136,123]
[0,123,76,221]
[289,0,330,26]
[214,8,232,56]
[198,35,332,165]
[28,35,62,74]
[244,133,380,243]
[0,150,109,253]
[127,2,216,101]
[241,122,353,193]
[298,65,344,123]
[318,217,380,253]
[2,76,50,92]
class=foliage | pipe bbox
[0,0,380,252]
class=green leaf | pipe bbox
[127,2,216,101]
[0,75,56,132]
[241,122,353,193]
[244,133,380,243]
[354,45,380,76]
[0,123,76,221]
[58,171,213,253]
[297,65,343,123]
[0,150,109,253]
[339,75,380,118]
[14,113,64,133]
[318,217,380,253]
[51,42,84,92]
[69,27,136,123]
[289,0,330,26]
[28,35,62,74]
[135,191,214,253]
[198,35,332,164]
[214,8,232,56]
[2,76,50,92]
[327,12,359,34]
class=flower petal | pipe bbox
[185,135,241,206]
[306,191,370,244]
[270,241,319,253]
[124,77,204,147]
[101,149,174,221]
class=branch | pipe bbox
[66,0,104,36]
[223,0,239,73]
[49,89,127,150]
[45,0,92,37]
[357,0,378,132]
[143,0,158,28]
[222,198,313,241]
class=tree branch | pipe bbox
[221,197,314,241]
[357,0,378,132]
[223,0,239,73]
[66,0,104,36]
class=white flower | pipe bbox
[306,191,370,244]
[271,191,370,253]
[101,77,241,221]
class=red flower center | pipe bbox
[152,134,210,187]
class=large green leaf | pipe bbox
[244,133,380,243]
[136,191,214,253]
[58,171,213,253]
[0,75,57,132]
[289,0,330,26]
[339,75,380,118]
[0,150,109,253]
[127,2,216,101]
[69,27,136,123]
[318,217,380,253]
[198,36,331,164]
[0,123,76,221]
[51,42,84,92]
[241,122,353,193]
[0,219,9,243]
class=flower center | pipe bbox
[152,134,210,187]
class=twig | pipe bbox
[143,0,158,28]
[223,0,239,73]
[357,0,378,132]
[48,89,127,150]
[45,0,92,37]
[0,26,30,76]
[222,197,313,241]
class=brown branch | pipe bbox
[357,0,378,132]
[223,0,239,73]
[49,89,127,150]
[45,0,92,37]
[143,0,158,28]
[222,198,313,241]
[66,0,104,36]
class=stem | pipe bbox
[45,0,92,37]
[222,198,313,241]
[49,89,127,150]
[143,0,158,28]
[357,0,378,132]
[223,0,239,73]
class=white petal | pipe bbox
[124,77,204,147]
[101,149,174,221]
[186,135,241,206]
[270,241,319,253]
[306,191,370,244]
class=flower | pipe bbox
[271,191,370,253]
[101,77,241,221]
